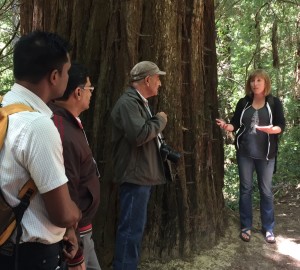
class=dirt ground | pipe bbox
[140,184,300,270]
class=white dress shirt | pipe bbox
[0,83,68,244]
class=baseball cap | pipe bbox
[130,61,166,81]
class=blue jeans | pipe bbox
[113,183,152,270]
[237,153,275,232]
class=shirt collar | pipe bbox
[76,117,84,129]
[5,83,53,118]
[135,89,148,105]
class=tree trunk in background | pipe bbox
[296,12,300,101]
[19,0,225,268]
[254,10,262,69]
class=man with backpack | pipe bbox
[0,31,81,269]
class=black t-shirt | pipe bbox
[239,106,270,159]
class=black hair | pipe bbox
[56,62,89,101]
[13,30,71,84]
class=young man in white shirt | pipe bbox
[0,31,81,270]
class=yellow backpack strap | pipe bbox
[0,99,34,149]
[17,178,37,200]
[0,178,37,247]
[0,96,37,198]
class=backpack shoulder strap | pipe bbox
[17,179,37,200]
[0,96,37,253]
[0,97,35,150]
[13,178,37,261]
[0,103,34,115]
[14,178,37,225]
[0,95,37,204]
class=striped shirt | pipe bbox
[0,83,68,244]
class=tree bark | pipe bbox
[295,12,300,101]
[19,0,225,268]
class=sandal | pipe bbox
[265,231,276,244]
[240,228,251,242]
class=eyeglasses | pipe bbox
[80,86,95,93]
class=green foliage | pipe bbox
[0,0,19,93]
[216,0,300,210]
[274,125,300,185]
[216,0,300,98]
[223,144,239,210]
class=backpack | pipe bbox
[0,95,37,249]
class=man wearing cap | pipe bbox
[111,61,168,270]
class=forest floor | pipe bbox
[140,184,300,270]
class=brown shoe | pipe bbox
[240,228,251,242]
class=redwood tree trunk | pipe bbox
[19,0,225,268]
[296,12,300,101]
